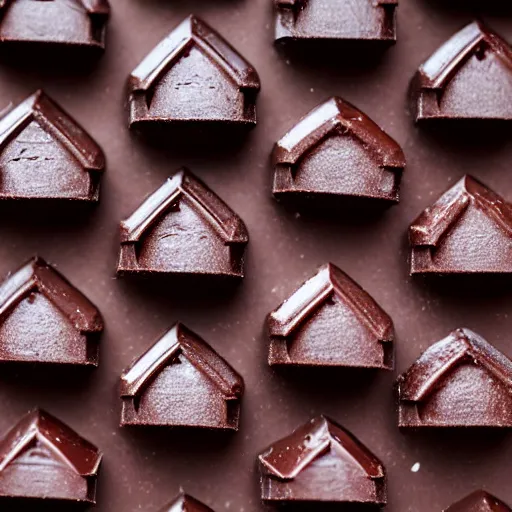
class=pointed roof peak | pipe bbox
[445,490,512,511]
[160,491,215,512]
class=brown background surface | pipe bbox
[0,1,511,511]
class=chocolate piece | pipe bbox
[0,256,103,366]
[396,328,512,428]
[410,21,512,122]
[445,491,512,512]
[120,322,244,429]
[159,492,215,512]
[258,415,386,506]
[409,175,512,275]
[128,15,260,130]
[272,97,405,210]
[0,409,102,504]
[0,0,109,52]
[267,263,394,369]
[117,168,248,279]
[0,90,105,201]
[274,0,397,45]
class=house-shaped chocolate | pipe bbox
[397,328,512,428]
[258,415,387,506]
[128,15,260,129]
[0,409,102,504]
[272,97,405,208]
[0,257,103,366]
[445,491,512,512]
[409,175,512,275]
[410,21,512,122]
[160,491,215,512]
[268,263,394,369]
[0,90,105,201]
[120,323,244,429]
[0,0,110,51]
[117,168,249,279]
[274,0,398,45]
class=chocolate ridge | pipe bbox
[120,168,249,246]
[274,0,397,8]
[120,322,244,400]
[397,328,512,403]
[0,409,102,478]
[159,491,215,512]
[445,490,512,512]
[0,0,110,16]
[0,256,103,334]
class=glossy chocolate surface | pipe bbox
[445,491,512,512]
[160,492,215,512]
[0,256,103,366]
[397,328,512,428]
[120,322,244,429]
[409,175,512,275]
[0,409,101,504]
[267,262,394,368]
[410,21,512,122]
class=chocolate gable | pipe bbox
[128,15,260,128]
[409,175,512,274]
[117,168,248,279]
[272,97,405,206]
[0,256,103,366]
[258,415,386,504]
[160,492,215,512]
[267,263,394,369]
[445,491,512,512]
[397,328,512,428]
[410,21,512,121]
[0,409,102,503]
[120,322,244,429]
[274,0,397,44]
[0,90,105,201]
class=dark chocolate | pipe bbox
[120,322,244,429]
[0,0,109,52]
[127,15,260,130]
[396,328,512,428]
[0,90,105,202]
[409,175,512,275]
[445,491,512,512]
[117,168,248,279]
[267,262,394,369]
[159,492,215,512]
[0,256,103,366]
[274,0,397,45]
[410,21,512,122]
[258,415,386,506]
[0,409,102,504]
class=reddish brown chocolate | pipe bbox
[445,491,512,512]
[258,415,386,506]
[120,322,244,429]
[272,97,405,209]
[117,168,248,279]
[410,21,512,122]
[0,0,109,52]
[267,263,394,369]
[396,328,512,428]
[0,90,105,201]
[128,15,260,130]
[274,0,397,45]
[0,409,102,504]
[159,492,215,512]
[409,175,512,275]
[0,256,103,366]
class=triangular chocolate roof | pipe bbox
[159,491,215,512]
[273,97,405,169]
[268,263,394,342]
[409,175,512,247]
[0,256,103,334]
[259,415,384,480]
[0,90,105,173]
[120,322,244,400]
[397,328,512,403]
[128,15,260,94]
[120,168,248,245]
[445,490,512,512]
[0,0,110,15]
[0,409,102,477]
[415,21,512,91]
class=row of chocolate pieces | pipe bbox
[0,410,509,510]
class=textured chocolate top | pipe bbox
[0,0,110,16]
[445,491,512,512]
[159,492,215,512]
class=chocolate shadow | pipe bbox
[265,503,383,512]
[418,0,512,15]
[0,498,91,512]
